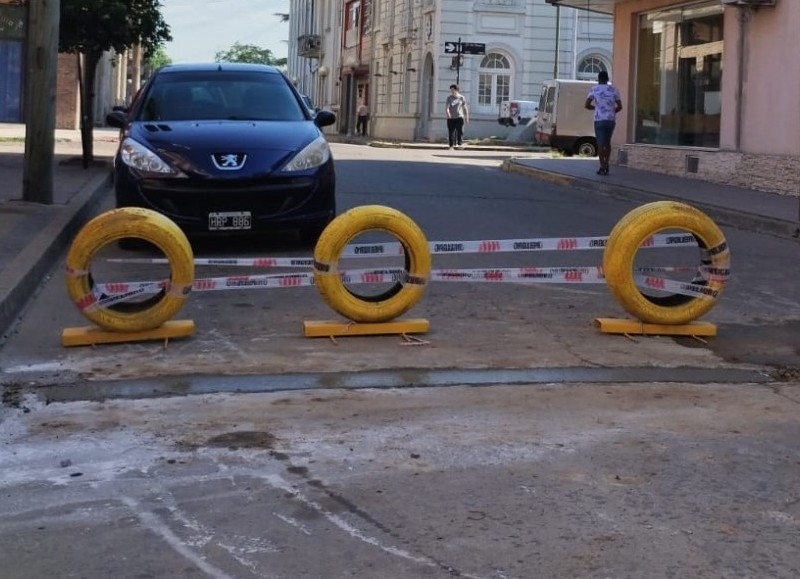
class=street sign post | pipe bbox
[444,40,486,85]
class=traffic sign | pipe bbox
[461,42,486,55]
[444,41,486,55]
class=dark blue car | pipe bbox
[106,63,337,243]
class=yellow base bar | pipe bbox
[62,320,196,347]
[594,318,717,337]
[304,318,430,338]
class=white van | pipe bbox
[533,79,597,156]
[497,100,537,127]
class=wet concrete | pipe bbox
[677,319,800,371]
[7,366,772,404]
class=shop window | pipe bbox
[635,1,723,147]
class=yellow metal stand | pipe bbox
[303,318,430,338]
[61,320,196,347]
[594,318,716,337]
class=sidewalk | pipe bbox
[0,125,118,341]
[1,124,798,340]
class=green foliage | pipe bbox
[147,46,172,70]
[59,0,171,59]
[215,42,286,67]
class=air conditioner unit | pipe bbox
[298,34,322,58]
[721,0,776,7]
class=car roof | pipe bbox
[155,63,283,75]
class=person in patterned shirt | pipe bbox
[585,70,623,175]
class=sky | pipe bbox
[159,0,291,63]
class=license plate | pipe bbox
[208,211,251,231]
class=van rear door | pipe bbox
[534,83,556,144]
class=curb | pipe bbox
[0,171,111,342]
[502,160,800,241]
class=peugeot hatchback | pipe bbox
[106,63,337,243]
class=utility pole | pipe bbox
[23,0,60,204]
[553,5,560,79]
[456,36,462,86]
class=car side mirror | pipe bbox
[314,110,336,128]
[106,110,127,129]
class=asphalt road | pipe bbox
[0,144,798,385]
[1,144,799,578]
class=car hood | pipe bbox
[126,120,323,177]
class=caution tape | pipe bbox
[107,232,701,268]
[92,264,728,307]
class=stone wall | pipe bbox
[616,145,800,197]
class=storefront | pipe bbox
[634,1,723,148]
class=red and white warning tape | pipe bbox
[107,232,701,268]
[93,234,725,306]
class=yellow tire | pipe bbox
[603,201,729,325]
[65,208,194,332]
[313,205,431,323]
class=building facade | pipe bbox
[548,0,799,196]
[0,0,135,129]
[288,0,613,142]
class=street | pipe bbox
[1,144,799,578]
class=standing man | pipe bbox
[585,70,622,175]
[356,99,370,137]
[445,84,469,149]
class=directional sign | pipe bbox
[444,41,486,55]
[461,42,486,55]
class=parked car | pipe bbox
[106,63,337,244]
[497,100,537,127]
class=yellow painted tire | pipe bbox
[65,208,194,332]
[603,201,729,325]
[313,205,431,323]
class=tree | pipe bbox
[275,13,290,23]
[214,42,287,68]
[147,45,172,71]
[59,0,171,167]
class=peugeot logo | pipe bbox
[212,153,247,170]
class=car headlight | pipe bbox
[281,136,331,172]
[119,137,180,176]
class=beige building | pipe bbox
[547,0,799,196]
[288,0,615,142]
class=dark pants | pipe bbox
[356,115,369,136]
[447,117,464,147]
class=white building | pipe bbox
[288,0,613,142]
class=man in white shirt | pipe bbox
[585,71,623,175]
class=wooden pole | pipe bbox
[23,0,60,204]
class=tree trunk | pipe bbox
[79,50,101,168]
[22,0,59,203]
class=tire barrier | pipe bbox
[312,205,431,323]
[65,207,194,332]
[603,201,730,325]
[77,201,729,331]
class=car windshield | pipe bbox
[139,71,307,122]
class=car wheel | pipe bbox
[575,138,597,157]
